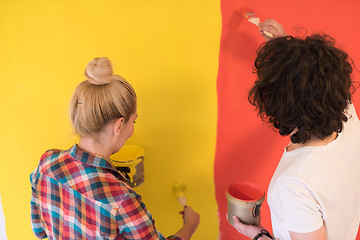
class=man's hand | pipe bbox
[258,19,286,41]
[232,216,272,239]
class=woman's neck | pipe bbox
[78,136,113,160]
[286,132,338,152]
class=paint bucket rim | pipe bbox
[226,181,265,203]
[111,144,144,163]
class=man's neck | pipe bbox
[286,132,338,152]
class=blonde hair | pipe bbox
[70,57,136,136]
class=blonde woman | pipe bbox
[30,57,200,240]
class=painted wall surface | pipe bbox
[0,1,220,239]
[215,0,360,239]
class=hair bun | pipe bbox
[85,57,114,85]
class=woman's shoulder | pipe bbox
[37,148,68,169]
[40,148,63,160]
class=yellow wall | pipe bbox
[0,0,220,239]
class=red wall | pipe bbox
[215,0,360,239]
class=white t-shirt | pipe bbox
[0,194,7,240]
[268,104,360,240]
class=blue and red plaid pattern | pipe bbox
[30,145,181,240]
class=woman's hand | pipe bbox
[175,206,200,240]
[181,206,200,228]
[258,19,286,41]
[232,216,272,240]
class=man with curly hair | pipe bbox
[233,19,360,240]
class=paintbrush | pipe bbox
[173,183,187,207]
[241,10,274,38]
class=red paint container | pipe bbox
[226,182,265,225]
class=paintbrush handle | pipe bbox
[178,197,187,207]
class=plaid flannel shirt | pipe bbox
[30,145,181,240]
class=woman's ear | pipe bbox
[113,117,126,135]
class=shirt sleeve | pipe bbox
[30,171,47,239]
[116,193,181,240]
[275,177,324,233]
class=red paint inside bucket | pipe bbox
[228,182,263,201]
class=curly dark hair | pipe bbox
[248,34,355,144]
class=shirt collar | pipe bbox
[68,144,129,182]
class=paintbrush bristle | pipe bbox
[173,183,187,206]
[173,183,186,195]
[240,10,274,38]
